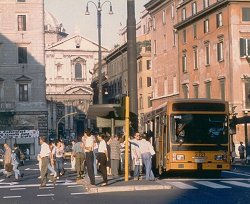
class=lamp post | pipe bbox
[56,112,77,140]
[85,0,113,104]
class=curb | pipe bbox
[86,184,173,194]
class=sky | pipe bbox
[44,0,149,49]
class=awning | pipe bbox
[87,104,121,120]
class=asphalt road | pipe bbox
[0,160,249,204]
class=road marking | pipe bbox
[0,182,19,185]
[194,181,231,189]
[161,178,250,181]
[71,192,89,195]
[37,194,55,197]
[166,182,197,189]
[221,181,250,188]
[67,185,83,188]
[10,188,26,191]
[3,196,22,199]
[24,168,39,171]
[0,179,5,182]
[223,171,250,177]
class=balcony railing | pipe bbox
[0,102,15,112]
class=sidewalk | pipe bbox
[82,175,173,193]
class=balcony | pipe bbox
[0,102,15,113]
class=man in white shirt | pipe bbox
[39,136,56,187]
[97,134,108,186]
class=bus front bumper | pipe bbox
[169,162,231,171]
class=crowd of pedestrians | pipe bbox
[0,130,156,187]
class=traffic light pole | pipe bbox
[124,95,130,181]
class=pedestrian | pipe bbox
[0,143,12,178]
[55,141,64,179]
[130,132,142,180]
[39,136,56,188]
[72,136,85,180]
[13,143,24,179]
[93,135,99,176]
[139,134,155,181]
[71,140,76,171]
[11,149,24,181]
[238,142,245,165]
[97,133,108,186]
[109,135,121,177]
[26,148,30,160]
[84,129,95,186]
[105,136,112,176]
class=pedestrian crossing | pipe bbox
[158,179,250,189]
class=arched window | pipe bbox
[75,63,82,79]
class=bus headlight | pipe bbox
[214,155,227,161]
[175,154,185,161]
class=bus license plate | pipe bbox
[195,158,205,163]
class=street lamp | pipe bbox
[56,112,77,140]
[85,0,113,104]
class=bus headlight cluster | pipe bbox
[173,154,185,161]
[214,155,227,161]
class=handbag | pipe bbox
[5,163,13,172]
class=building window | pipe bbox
[240,38,250,57]
[17,0,26,2]
[217,41,224,62]
[17,15,26,31]
[205,43,210,66]
[245,81,250,109]
[75,63,82,79]
[183,29,186,44]
[182,84,189,99]
[193,24,197,38]
[147,77,151,87]
[192,2,197,15]
[139,95,143,109]
[19,84,28,101]
[146,60,151,70]
[153,16,156,30]
[182,52,187,73]
[148,96,152,108]
[139,77,142,89]
[154,40,157,55]
[204,19,209,33]
[194,85,199,98]
[171,3,175,19]
[162,9,166,25]
[193,46,198,69]
[220,79,225,100]
[18,47,27,64]
[203,0,209,9]
[173,29,176,46]
[205,82,211,98]
[182,8,186,21]
[56,64,63,77]
[138,60,142,72]
[154,80,158,98]
[216,12,223,27]
[242,8,250,21]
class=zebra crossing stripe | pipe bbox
[194,181,231,189]
[0,179,4,183]
[221,181,250,188]
[167,182,197,189]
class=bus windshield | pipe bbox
[171,114,228,144]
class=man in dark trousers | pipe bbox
[83,129,95,186]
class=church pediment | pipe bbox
[15,75,32,82]
[47,34,108,52]
[65,86,93,95]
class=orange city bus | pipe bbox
[143,99,231,176]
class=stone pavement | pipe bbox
[81,175,172,193]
